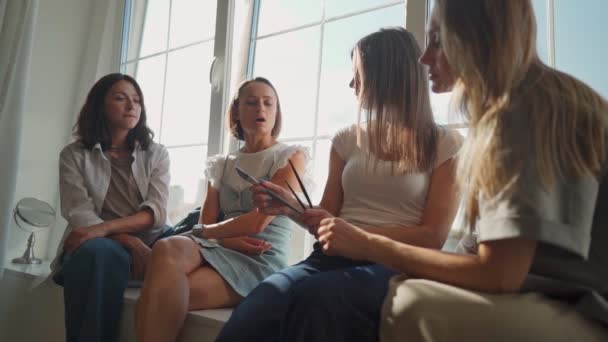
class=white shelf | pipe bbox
[3,260,51,280]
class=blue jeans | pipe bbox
[215,244,397,342]
[56,238,131,342]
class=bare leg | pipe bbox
[135,236,203,342]
[187,266,242,311]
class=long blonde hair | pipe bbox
[354,27,439,173]
[434,0,607,227]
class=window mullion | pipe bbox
[405,0,427,47]
[246,0,261,79]
[547,0,555,67]
[157,0,173,144]
[207,0,232,156]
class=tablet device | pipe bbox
[235,166,303,215]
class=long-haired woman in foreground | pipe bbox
[216,27,463,342]
[274,1,608,341]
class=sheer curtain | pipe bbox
[0,0,38,277]
[44,0,126,262]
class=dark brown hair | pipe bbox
[73,73,154,150]
[228,77,282,141]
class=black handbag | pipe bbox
[172,207,202,235]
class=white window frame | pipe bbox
[117,0,442,259]
[119,0,237,157]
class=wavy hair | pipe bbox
[73,73,153,150]
[434,0,607,227]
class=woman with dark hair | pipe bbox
[50,73,171,342]
[135,77,310,342]
[216,28,463,342]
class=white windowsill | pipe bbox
[3,259,51,280]
[2,259,231,329]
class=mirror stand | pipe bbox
[11,197,54,265]
[12,232,42,264]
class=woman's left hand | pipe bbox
[63,224,108,254]
[300,208,334,238]
[317,217,371,261]
[109,234,151,280]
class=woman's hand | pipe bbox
[300,209,335,238]
[63,224,108,254]
[251,181,301,217]
[109,234,151,280]
[317,217,371,261]
[221,236,272,255]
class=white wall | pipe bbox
[2,1,123,340]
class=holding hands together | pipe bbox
[300,209,334,238]
[251,180,326,236]
[221,236,272,255]
[109,234,151,280]
[63,224,108,254]
[251,181,302,217]
[316,217,372,261]
[252,180,372,261]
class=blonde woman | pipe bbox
[135,77,309,342]
[216,27,463,342]
[273,1,608,341]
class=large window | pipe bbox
[249,0,407,257]
[121,0,411,261]
[428,0,608,126]
[120,0,607,260]
[551,0,607,98]
[249,0,406,202]
[121,0,220,223]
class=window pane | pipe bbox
[312,139,332,203]
[257,0,322,36]
[167,145,207,223]
[161,42,214,146]
[126,0,169,60]
[317,5,405,137]
[531,0,548,64]
[288,222,308,264]
[169,0,217,48]
[124,56,167,141]
[429,92,456,125]
[554,0,608,98]
[426,0,459,125]
[254,27,321,140]
[325,0,403,18]
[278,140,314,264]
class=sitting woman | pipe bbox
[275,1,608,341]
[216,28,463,342]
[51,73,171,342]
[135,77,310,342]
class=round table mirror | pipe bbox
[12,197,56,264]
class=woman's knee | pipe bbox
[149,236,197,271]
[66,238,129,267]
[62,238,130,279]
[380,279,451,342]
[291,275,334,307]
